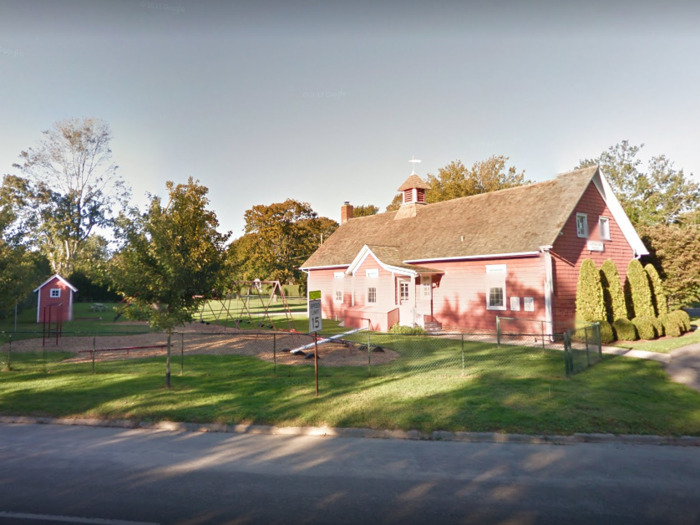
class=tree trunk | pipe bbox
[165,331,171,388]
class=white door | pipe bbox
[398,278,414,326]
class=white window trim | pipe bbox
[599,216,610,241]
[510,296,520,311]
[486,264,507,311]
[334,290,343,303]
[576,213,588,238]
[334,272,345,279]
[366,268,379,278]
[367,287,377,304]
[50,288,61,298]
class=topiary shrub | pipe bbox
[669,310,691,333]
[648,316,663,338]
[600,259,628,322]
[632,316,657,340]
[613,318,638,341]
[598,320,615,344]
[576,259,606,322]
[644,264,668,316]
[625,259,655,319]
[658,314,682,338]
[388,323,426,335]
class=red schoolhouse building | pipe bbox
[300,166,648,332]
[34,274,78,323]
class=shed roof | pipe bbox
[33,274,78,293]
[302,166,643,269]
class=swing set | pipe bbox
[196,280,298,332]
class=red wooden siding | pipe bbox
[36,277,74,323]
[551,182,635,327]
[420,255,546,331]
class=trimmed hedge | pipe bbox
[648,316,663,338]
[632,316,657,340]
[613,318,638,341]
[669,310,691,333]
[576,259,606,322]
[658,314,682,338]
[389,323,426,335]
[599,320,615,344]
[645,264,668,316]
[600,259,628,322]
[626,259,655,319]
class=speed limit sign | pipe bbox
[308,290,322,333]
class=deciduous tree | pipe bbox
[11,118,130,274]
[386,156,528,211]
[353,204,379,217]
[229,200,338,289]
[577,141,699,227]
[111,178,229,387]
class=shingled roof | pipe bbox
[302,166,605,269]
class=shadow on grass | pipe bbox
[1,350,699,435]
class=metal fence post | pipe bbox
[7,334,11,371]
[496,316,501,347]
[541,320,545,351]
[584,327,590,367]
[367,330,371,378]
[273,332,277,378]
[564,331,572,377]
[596,322,602,357]
[180,333,184,376]
[92,336,96,374]
[461,334,465,376]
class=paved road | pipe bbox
[0,424,699,525]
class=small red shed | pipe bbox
[34,274,78,323]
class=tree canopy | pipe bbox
[353,204,379,217]
[228,199,338,290]
[386,156,529,211]
[111,178,229,332]
[10,118,130,275]
[576,141,699,227]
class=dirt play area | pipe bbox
[2,322,400,367]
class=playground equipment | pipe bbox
[197,280,298,332]
[289,327,368,355]
[42,303,63,346]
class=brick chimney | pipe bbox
[341,201,354,224]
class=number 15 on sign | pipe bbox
[308,290,322,333]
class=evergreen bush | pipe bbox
[648,316,663,338]
[613,318,638,341]
[632,317,657,340]
[644,264,668,316]
[658,314,682,338]
[598,320,615,344]
[576,259,606,322]
[600,259,628,322]
[625,260,655,318]
[669,310,691,333]
[389,323,426,335]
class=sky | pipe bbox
[1,0,699,239]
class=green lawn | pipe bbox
[611,320,700,354]
[0,303,154,346]
[1,339,699,436]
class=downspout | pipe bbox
[540,245,554,340]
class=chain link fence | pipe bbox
[0,320,602,379]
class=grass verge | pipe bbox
[1,346,699,436]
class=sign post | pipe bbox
[308,291,322,397]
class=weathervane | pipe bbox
[409,155,421,175]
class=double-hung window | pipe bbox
[367,287,377,304]
[576,213,588,238]
[486,265,507,310]
[599,217,610,241]
[421,276,431,298]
